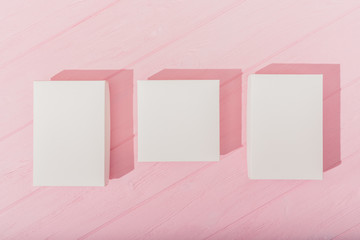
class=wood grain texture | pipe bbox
[1,0,360,239]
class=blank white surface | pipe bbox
[247,74,323,180]
[33,81,110,186]
[137,80,219,162]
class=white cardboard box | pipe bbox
[247,74,323,180]
[33,81,110,186]
[137,80,219,162]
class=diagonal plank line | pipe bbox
[121,0,247,69]
[0,138,133,215]
[0,0,122,70]
[0,120,33,143]
[0,147,239,219]
[242,4,360,75]
[78,162,215,240]
[0,0,95,44]
[0,0,245,71]
[202,182,305,240]
[78,152,243,239]
[323,149,360,240]
[142,195,202,238]
[203,148,360,240]
[331,222,360,240]
[0,187,41,216]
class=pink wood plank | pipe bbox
[1,0,360,239]
[334,224,360,240]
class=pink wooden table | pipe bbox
[1,1,360,239]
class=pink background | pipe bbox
[1,0,360,239]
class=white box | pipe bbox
[33,81,110,186]
[137,80,219,162]
[247,74,323,179]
